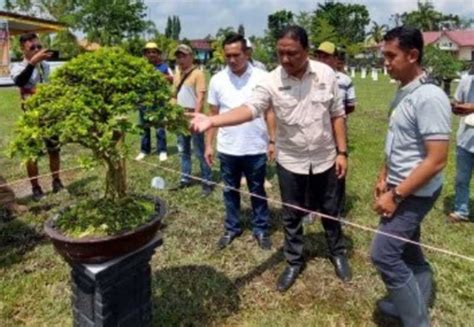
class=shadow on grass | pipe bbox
[66,176,99,197]
[372,309,402,327]
[152,264,239,326]
[0,218,45,268]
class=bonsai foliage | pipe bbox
[10,47,188,201]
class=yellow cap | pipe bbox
[144,42,160,51]
[317,41,336,55]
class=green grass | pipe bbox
[1,74,473,326]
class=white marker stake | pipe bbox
[361,68,367,79]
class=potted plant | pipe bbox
[9,47,188,263]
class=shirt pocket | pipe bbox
[311,91,333,122]
[273,95,300,125]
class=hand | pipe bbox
[204,146,214,166]
[268,143,276,162]
[374,190,397,218]
[187,112,213,133]
[374,178,387,200]
[452,103,474,116]
[29,49,52,65]
[335,154,347,179]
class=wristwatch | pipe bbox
[337,149,348,157]
[391,188,404,205]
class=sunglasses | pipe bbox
[29,44,43,51]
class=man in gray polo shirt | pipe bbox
[448,72,474,223]
[371,27,451,326]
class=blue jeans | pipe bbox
[219,153,270,236]
[138,107,167,154]
[371,188,441,289]
[177,133,212,185]
[453,146,474,217]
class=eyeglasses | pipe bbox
[29,45,43,51]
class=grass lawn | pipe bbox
[0,74,473,327]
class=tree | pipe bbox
[9,47,187,201]
[77,0,150,46]
[237,24,245,36]
[309,17,338,47]
[369,21,388,44]
[424,45,463,94]
[400,1,464,31]
[313,2,370,43]
[165,15,181,40]
[295,11,312,32]
[266,10,294,44]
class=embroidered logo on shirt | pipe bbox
[278,86,291,91]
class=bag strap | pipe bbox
[174,67,196,98]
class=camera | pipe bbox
[46,50,60,61]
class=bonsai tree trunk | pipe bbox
[104,131,127,200]
[105,158,127,200]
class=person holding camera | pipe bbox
[10,32,64,201]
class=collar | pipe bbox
[181,65,195,75]
[226,63,252,79]
[281,60,314,80]
[398,73,426,95]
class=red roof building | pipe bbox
[422,30,474,61]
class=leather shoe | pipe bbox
[216,231,241,250]
[330,255,352,282]
[254,232,272,250]
[276,265,303,292]
[201,184,214,197]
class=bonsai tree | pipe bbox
[9,47,188,236]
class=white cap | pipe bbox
[245,38,252,49]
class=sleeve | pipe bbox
[416,89,452,141]
[329,74,345,118]
[195,70,207,93]
[346,81,356,104]
[10,63,35,87]
[207,76,219,107]
[245,79,272,118]
[454,77,467,103]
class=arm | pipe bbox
[190,105,254,133]
[194,90,206,113]
[265,107,276,161]
[375,140,449,216]
[204,104,219,165]
[13,64,35,87]
[331,115,348,178]
[374,164,388,199]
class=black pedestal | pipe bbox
[70,236,162,327]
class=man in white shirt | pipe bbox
[206,33,274,250]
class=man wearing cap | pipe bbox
[244,38,267,71]
[173,44,213,197]
[206,33,273,250]
[135,42,173,162]
[315,41,356,115]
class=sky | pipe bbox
[1,0,473,39]
[144,0,474,39]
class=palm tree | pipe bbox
[369,21,388,43]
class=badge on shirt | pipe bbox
[278,85,291,91]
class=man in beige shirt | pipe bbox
[190,26,351,292]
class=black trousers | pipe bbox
[276,163,346,267]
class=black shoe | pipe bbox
[52,178,64,193]
[170,181,192,191]
[201,184,214,197]
[32,185,44,202]
[216,231,241,250]
[330,255,352,282]
[276,265,303,292]
[254,232,272,250]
